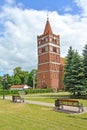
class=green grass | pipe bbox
[25,92,87,106]
[25,97,87,106]
[0,98,87,130]
[0,92,87,130]
[26,97,54,103]
[25,92,70,103]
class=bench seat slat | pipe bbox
[12,95,24,103]
[55,99,83,112]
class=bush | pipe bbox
[11,90,19,94]
[0,89,53,96]
[25,88,53,94]
[0,89,11,95]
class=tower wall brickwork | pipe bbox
[37,18,64,90]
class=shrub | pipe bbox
[25,88,53,94]
[0,89,53,96]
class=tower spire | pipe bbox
[47,13,49,21]
[43,16,53,35]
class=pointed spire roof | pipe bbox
[43,17,53,35]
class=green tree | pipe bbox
[27,73,33,87]
[63,46,74,90]
[13,67,37,87]
[5,74,14,89]
[14,75,21,85]
[0,76,2,88]
[64,47,84,95]
[14,67,21,75]
[26,69,37,88]
[13,67,28,84]
[83,44,87,86]
[69,51,84,95]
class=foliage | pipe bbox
[71,51,84,84]
[14,75,21,85]
[69,85,87,96]
[0,76,2,88]
[0,89,11,95]
[83,44,87,86]
[64,46,86,96]
[13,67,37,88]
[0,67,37,90]
[5,74,14,89]
[63,46,75,90]
[1,74,14,90]
[14,67,28,84]
[25,88,53,94]
[0,89,53,96]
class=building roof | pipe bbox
[11,84,24,88]
[11,84,32,89]
[43,18,53,35]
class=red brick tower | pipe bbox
[37,18,61,90]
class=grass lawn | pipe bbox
[0,98,87,130]
[25,92,70,103]
[25,92,87,106]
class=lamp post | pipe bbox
[33,70,36,89]
[2,75,7,100]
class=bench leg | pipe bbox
[61,105,63,109]
[78,106,84,113]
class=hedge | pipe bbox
[0,88,53,95]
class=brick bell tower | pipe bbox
[37,17,61,90]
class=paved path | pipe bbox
[1,96,87,114]
[4,96,55,107]
[23,100,87,114]
[25,100,55,107]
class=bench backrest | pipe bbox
[56,99,79,106]
[12,95,21,100]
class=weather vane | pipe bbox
[47,12,49,21]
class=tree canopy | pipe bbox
[64,46,87,96]
[1,67,37,89]
[83,44,87,86]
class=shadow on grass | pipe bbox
[70,95,87,99]
[68,115,87,120]
[54,108,80,114]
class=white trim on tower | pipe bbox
[38,61,60,65]
[38,42,60,49]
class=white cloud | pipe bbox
[5,0,15,5]
[0,0,87,75]
[74,0,87,16]
[63,6,72,12]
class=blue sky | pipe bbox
[0,0,81,14]
[17,0,80,14]
[0,0,87,76]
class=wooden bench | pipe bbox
[55,99,84,112]
[12,95,24,103]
